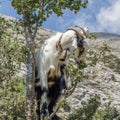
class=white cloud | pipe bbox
[97,0,120,33]
[45,0,120,34]
[73,13,94,31]
[61,0,101,33]
[68,0,120,34]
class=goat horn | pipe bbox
[75,25,88,38]
[67,27,84,39]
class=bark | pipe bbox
[24,23,38,120]
[25,52,36,120]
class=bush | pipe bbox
[0,16,26,119]
[0,77,25,119]
[93,107,120,120]
[67,95,101,120]
[88,41,111,66]
[67,94,120,120]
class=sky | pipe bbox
[0,0,120,35]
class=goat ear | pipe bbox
[56,40,61,50]
[59,50,67,61]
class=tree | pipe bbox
[11,0,88,119]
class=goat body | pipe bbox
[35,26,89,120]
[35,32,67,120]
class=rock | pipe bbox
[66,35,120,114]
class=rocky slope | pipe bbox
[1,14,120,119]
[65,32,120,115]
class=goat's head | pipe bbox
[59,25,89,65]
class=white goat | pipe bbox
[35,26,89,120]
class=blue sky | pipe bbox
[0,0,120,34]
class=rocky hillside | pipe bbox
[57,32,120,119]
[1,14,120,119]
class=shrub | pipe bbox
[0,77,25,119]
[67,95,101,120]
[0,16,26,119]
[93,107,120,120]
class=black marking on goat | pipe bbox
[47,64,67,117]
[41,101,49,116]
[76,35,85,57]
[35,85,42,120]
[43,87,49,93]
[41,87,49,116]
[60,64,67,91]
[77,35,84,48]
[47,76,61,115]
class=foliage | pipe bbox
[0,77,25,119]
[67,95,120,120]
[0,17,26,119]
[89,33,97,39]
[93,107,120,120]
[0,17,26,81]
[103,54,120,74]
[11,0,89,45]
[65,61,87,84]
[67,95,101,120]
[88,41,111,65]
[12,0,88,26]
[61,100,69,108]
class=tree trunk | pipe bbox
[25,27,37,120]
[25,52,36,120]
[23,13,39,118]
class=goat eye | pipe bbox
[77,39,83,48]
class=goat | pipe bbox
[35,26,89,120]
